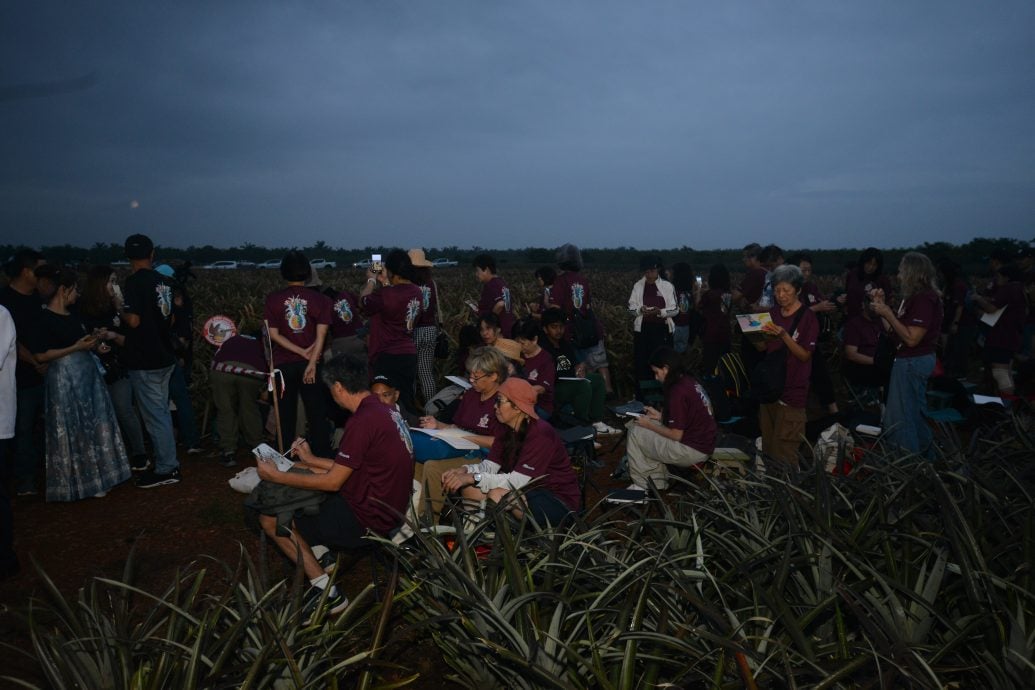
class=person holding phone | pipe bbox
[28,268,130,501]
[628,255,677,400]
[360,249,424,415]
[472,253,515,338]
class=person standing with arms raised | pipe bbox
[360,249,424,416]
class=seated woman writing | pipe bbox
[415,346,508,519]
[441,377,581,527]
[625,347,717,492]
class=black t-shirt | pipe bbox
[122,268,176,370]
[541,337,578,377]
[28,310,88,355]
[0,285,45,388]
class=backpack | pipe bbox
[571,308,600,349]
[749,308,806,404]
[243,467,327,537]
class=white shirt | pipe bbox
[0,305,16,439]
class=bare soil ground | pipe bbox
[0,436,631,689]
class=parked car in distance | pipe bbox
[257,259,281,269]
[431,258,458,267]
[202,260,239,269]
[237,260,256,269]
[310,258,337,269]
[352,258,373,269]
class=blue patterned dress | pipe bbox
[33,311,130,501]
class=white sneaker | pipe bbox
[593,421,620,435]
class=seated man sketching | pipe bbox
[255,353,415,613]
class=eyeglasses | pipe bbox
[494,397,513,409]
[469,372,490,383]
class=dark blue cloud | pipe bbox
[2,1,1033,249]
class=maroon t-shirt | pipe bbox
[984,281,1026,352]
[845,272,893,319]
[488,418,581,511]
[361,283,422,359]
[264,286,333,366]
[414,281,438,328]
[765,305,819,408]
[665,376,717,454]
[212,334,267,370]
[842,315,881,358]
[673,289,694,327]
[895,289,942,358]
[641,282,665,323]
[334,395,415,536]
[452,388,502,436]
[553,271,592,317]
[479,276,515,337]
[521,348,556,413]
[801,281,825,306]
[700,288,731,345]
[740,267,767,305]
[330,290,362,339]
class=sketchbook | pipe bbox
[445,375,473,389]
[252,443,295,472]
[410,427,480,450]
[735,312,773,333]
[980,306,1005,328]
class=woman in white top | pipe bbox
[628,255,677,400]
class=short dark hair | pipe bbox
[541,307,565,327]
[4,249,44,279]
[321,353,370,394]
[742,243,762,259]
[124,234,154,260]
[794,253,814,266]
[707,263,731,291]
[478,311,501,329]
[759,244,784,264]
[513,318,541,342]
[52,266,79,291]
[34,263,60,284]
[280,251,311,282]
[473,253,496,273]
[534,266,556,285]
[384,249,414,281]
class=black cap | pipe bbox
[125,234,154,260]
[639,255,663,271]
[371,371,402,390]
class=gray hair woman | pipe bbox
[869,252,942,457]
[754,264,820,469]
[416,346,510,518]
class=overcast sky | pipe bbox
[2,1,1033,250]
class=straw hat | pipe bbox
[493,338,525,365]
[497,378,539,420]
[407,248,433,267]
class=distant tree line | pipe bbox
[2,237,1031,279]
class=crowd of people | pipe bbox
[2,235,1033,594]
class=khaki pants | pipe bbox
[413,457,470,521]
[759,402,806,468]
[210,367,265,453]
[625,420,709,490]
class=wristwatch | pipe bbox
[472,473,482,487]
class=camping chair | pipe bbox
[558,425,598,510]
